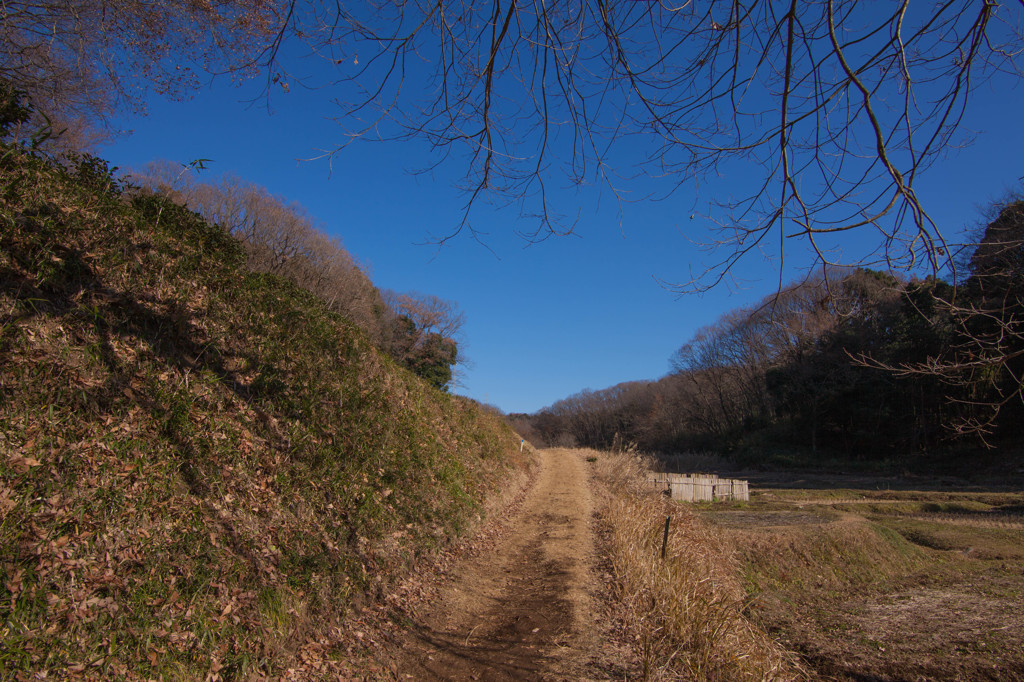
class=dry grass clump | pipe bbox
[589,449,802,681]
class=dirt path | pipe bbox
[390,448,628,681]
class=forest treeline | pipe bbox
[513,201,1024,464]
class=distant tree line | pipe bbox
[513,201,1024,461]
[130,160,464,391]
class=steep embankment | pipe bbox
[0,148,527,677]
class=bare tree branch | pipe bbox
[0,0,291,148]
[290,0,1021,290]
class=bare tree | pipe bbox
[13,1,1017,291]
[386,291,466,343]
[131,162,385,335]
[369,290,463,388]
[292,0,1022,288]
[0,0,288,147]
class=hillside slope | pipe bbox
[0,144,527,678]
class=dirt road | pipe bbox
[391,448,633,680]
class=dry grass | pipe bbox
[703,486,1024,679]
[588,449,803,681]
[0,148,527,678]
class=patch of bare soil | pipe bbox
[380,448,637,680]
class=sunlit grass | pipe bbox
[590,449,803,680]
[0,146,527,678]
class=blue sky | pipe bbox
[102,33,1024,415]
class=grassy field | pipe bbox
[697,481,1024,680]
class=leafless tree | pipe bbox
[858,198,1024,442]
[666,269,890,439]
[386,291,466,343]
[0,0,288,148]
[289,0,1023,289]
[11,1,1017,293]
[131,161,384,335]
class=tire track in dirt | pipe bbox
[392,448,619,680]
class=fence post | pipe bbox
[661,516,671,560]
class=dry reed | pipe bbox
[588,449,803,681]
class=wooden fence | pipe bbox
[645,472,749,502]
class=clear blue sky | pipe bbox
[102,40,1024,415]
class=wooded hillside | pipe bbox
[515,219,1024,469]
